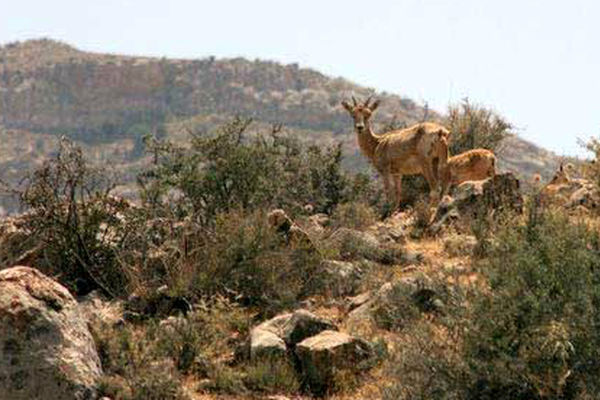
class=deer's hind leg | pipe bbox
[381,171,394,205]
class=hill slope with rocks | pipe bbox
[0,38,563,213]
[2,38,600,400]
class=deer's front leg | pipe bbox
[394,175,403,209]
[422,164,439,202]
[439,163,451,199]
[382,172,393,202]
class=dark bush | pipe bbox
[446,98,512,155]
[464,210,600,399]
[191,209,323,315]
[138,117,350,225]
[385,209,600,400]
[10,138,130,296]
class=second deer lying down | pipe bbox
[447,149,496,186]
[342,97,450,208]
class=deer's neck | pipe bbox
[356,121,380,161]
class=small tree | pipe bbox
[138,117,350,225]
[13,138,128,296]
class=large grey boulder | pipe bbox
[250,314,289,359]
[295,330,374,395]
[249,309,336,360]
[0,266,102,400]
[346,281,398,325]
[366,221,406,245]
[431,172,523,232]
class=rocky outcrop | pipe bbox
[248,308,375,396]
[326,227,403,264]
[346,276,442,329]
[0,266,102,399]
[249,309,336,360]
[346,281,399,325]
[295,330,374,396]
[431,172,523,232]
[321,260,364,297]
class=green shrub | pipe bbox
[191,209,323,315]
[242,356,300,394]
[200,365,247,395]
[382,320,467,400]
[446,98,512,155]
[464,210,600,399]
[154,298,249,374]
[94,297,250,399]
[346,171,390,218]
[138,118,350,225]
[385,209,600,400]
[10,138,130,296]
[469,204,493,257]
[94,324,188,400]
[331,201,378,230]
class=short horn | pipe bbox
[364,95,373,107]
[352,96,358,106]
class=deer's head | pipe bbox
[549,162,571,185]
[341,96,380,133]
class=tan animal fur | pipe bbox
[447,149,496,186]
[540,162,573,200]
[342,97,450,207]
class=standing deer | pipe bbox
[341,96,450,208]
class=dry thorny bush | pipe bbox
[7,113,600,399]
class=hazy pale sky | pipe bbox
[1,0,599,156]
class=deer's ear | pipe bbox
[341,100,353,112]
[370,99,381,112]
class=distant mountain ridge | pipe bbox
[0,38,564,212]
[0,38,424,138]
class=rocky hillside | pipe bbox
[0,38,425,137]
[0,38,563,212]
